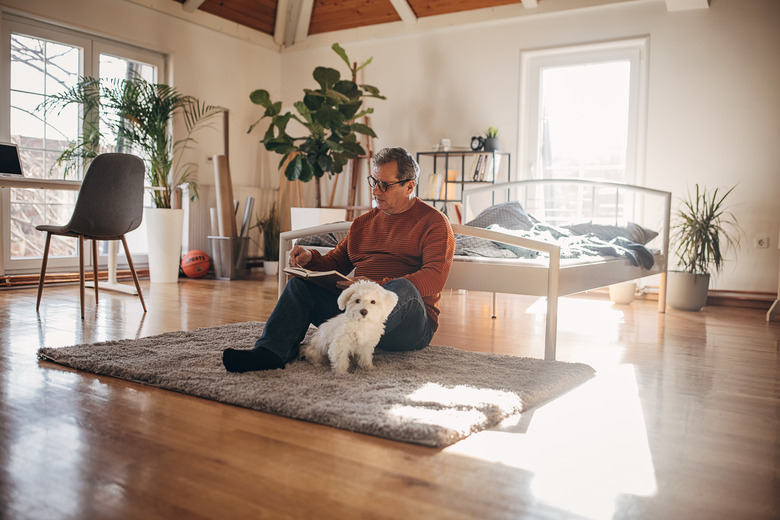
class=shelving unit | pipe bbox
[416,150,511,221]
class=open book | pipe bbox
[283,266,351,292]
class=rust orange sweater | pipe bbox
[306,199,455,327]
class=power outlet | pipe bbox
[755,236,770,249]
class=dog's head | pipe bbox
[337,280,398,323]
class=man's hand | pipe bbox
[289,245,312,268]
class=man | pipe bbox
[222,147,455,372]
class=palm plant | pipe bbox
[43,74,224,208]
[672,184,740,275]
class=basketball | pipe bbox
[181,250,211,278]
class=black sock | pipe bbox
[222,347,286,372]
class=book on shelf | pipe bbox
[283,266,350,292]
[482,153,501,182]
[470,154,485,181]
[423,172,442,199]
[442,201,463,224]
[468,152,501,182]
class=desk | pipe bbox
[0,176,138,295]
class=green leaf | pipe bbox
[313,67,340,90]
[332,43,352,69]
[350,123,376,138]
[299,158,315,182]
[285,155,303,181]
[355,56,373,72]
[359,84,386,99]
[314,106,346,128]
[249,89,272,107]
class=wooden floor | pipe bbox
[1,272,778,520]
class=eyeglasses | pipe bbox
[367,176,408,193]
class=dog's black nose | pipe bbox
[360,309,368,317]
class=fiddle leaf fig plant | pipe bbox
[248,43,385,206]
[672,184,740,275]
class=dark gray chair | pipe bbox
[36,153,147,318]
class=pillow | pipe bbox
[295,230,348,247]
[562,222,658,245]
[465,201,538,231]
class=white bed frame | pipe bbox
[278,179,671,361]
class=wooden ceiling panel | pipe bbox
[197,0,278,35]
[406,0,525,18]
[308,0,401,35]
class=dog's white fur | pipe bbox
[301,280,398,374]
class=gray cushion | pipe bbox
[465,201,538,230]
[562,222,658,245]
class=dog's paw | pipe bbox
[300,343,327,366]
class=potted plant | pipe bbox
[484,126,499,152]
[248,43,385,208]
[255,203,281,276]
[44,74,224,282]
[667,184,740,311]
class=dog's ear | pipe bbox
[383,289,399,310]
[337,284,356,310]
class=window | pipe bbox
[519,38,648,224]
[1,15,164,274]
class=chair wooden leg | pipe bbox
[36,232,52,311]
[79,236,85,319]
[91,239,99,304]
[121,236,147,313]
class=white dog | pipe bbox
[301,280,398,374]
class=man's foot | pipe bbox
[222,347,285,372]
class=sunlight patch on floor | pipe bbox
[445,364,657,520]
[526,297,629,342]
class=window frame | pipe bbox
[1,13,165,275]
[518,37,649,186]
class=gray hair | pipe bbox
[372,147,419,183]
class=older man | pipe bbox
[223,147,455,372]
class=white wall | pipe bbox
[3,0,778,293]
[279,0,780,294]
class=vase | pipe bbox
[609,281,636,305]
[264,260,279,276]
[145,207,184,283]
[667,271,710,311]
[483,138,499,152]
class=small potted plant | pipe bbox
[255,203,281,276]
[484,126,499,152]
[667,184,740,311]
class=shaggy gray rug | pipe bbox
[37,321,594,448]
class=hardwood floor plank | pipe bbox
[1,272,779,519]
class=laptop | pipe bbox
[0,142,24,177]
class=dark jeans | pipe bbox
[253,277,436,363]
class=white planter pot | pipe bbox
[145,207,184,283]
[263,260,279,276]
[667,271,710,311]
[609,281,636,305]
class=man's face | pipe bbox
[371,162,415,214]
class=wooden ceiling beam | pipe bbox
[275,0,290,45]
[388,0,418,24]
[181,0,206,13]
[294,0,314,45]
